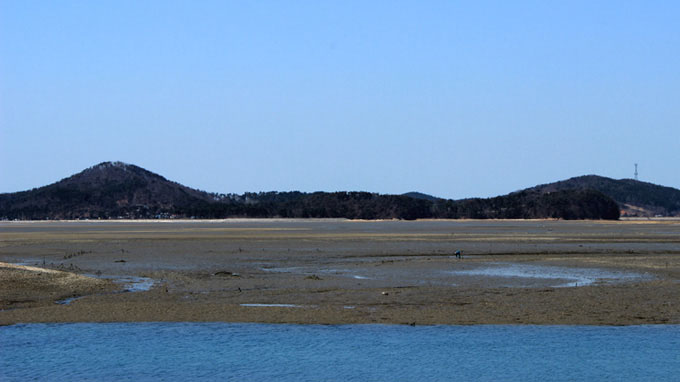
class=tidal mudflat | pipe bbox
[1,219,679,325]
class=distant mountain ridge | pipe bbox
[401,192,441,202]
[3,161,676,220]
[525,175,680,217]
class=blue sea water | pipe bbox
[1,323,678,381]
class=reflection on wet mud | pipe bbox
[447,262,652,287]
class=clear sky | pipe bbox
[1,1,678,199]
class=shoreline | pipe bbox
[2,217,680,224]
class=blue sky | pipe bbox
[1,1,678,198]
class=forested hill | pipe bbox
[0,162,217,220]
[0,162,629,220]
[526,175,680,217]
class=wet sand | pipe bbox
[1,219,679,325]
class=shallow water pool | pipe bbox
[447,262,652,287]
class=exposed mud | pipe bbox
[1,219,679,325]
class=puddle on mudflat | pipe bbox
[83,274,155,292]
[55,297,80,305]
[55,275,155,305]
[261,267,304,273]
[319,268,373,280]
[446,263,652,288]
[115,276,154,292]
[239,303,305,308]
[261,266,375,281]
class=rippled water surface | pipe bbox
[1,323,678,381]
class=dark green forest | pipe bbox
[7,162,676,221]
[528,175,680,217]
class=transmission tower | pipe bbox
[634,163,638,180]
